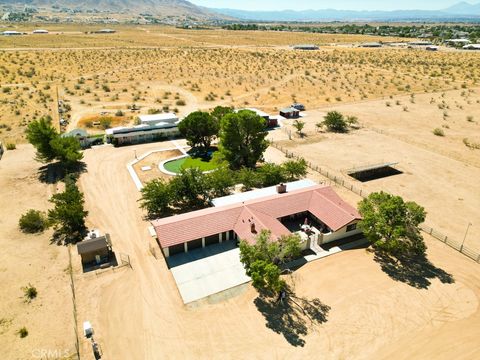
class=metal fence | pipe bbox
[271,141,479,264]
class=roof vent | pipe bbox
[276,183,287,194]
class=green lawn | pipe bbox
[164,155,218,173]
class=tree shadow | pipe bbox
[50,229,87,246]
[253,288,330,347]
[374,251,455,289]
[37,161,87,184]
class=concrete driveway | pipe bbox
[167,241,251,304]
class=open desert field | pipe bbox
[0,146,76,360]
[274,87,480,253]
[1,25,480,146]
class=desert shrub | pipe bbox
[322,111,348,133]
[433,128,445,137]
[467,116,474,122]
[148,108,161,114]
[115,110,124,117]
[22,284,37,301]
[6,143,16,150]
[176,99,186,106]
[18,327,28,338]
[99,117,112,129]
[19,209,49,233]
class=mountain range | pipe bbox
[211,2,480,21]
[0,0,220,19]
[1,1,480,22]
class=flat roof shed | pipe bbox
[77,235,111,264]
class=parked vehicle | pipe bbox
[291,103,306,111]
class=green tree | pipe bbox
[292,119,305,137]
[48,179,88,243]
[25,116,57,163]
[50,136,83,166]
[257,163,286,187]
[169,168,209,209]
[205,166,236,199]
[19,209,49,233]
[211,106,234,125]
[322,111,348,133]
[236,167,262,190]
[178,111,219,152]
[282,158,308,182]
[239,230,302,294]
[139,179,172,217]
[358,192,427,257]
[219,110,269,169]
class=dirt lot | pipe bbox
[70,141,480,360]
[274,87,480,253]
[0,145,75,359]
[132,148,183,184]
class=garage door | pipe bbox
[205,234,219,246]
[188,239,202,251]
[169,243,185,256]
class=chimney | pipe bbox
[276,183,287,194]
[250,222,257,234]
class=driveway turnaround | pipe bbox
[167,241,250,304]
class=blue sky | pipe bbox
[190,0,471,11]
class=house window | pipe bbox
[346,223,357,232]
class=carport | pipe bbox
[166,241,250,304]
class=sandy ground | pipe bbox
[0,145,75,359]
[132,149,183,184]
[274,88,480,253]
[72,141,480,360]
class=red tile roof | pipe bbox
[152,185,361,249]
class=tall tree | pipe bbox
[48,179,88,243]
[219,110,269,169]
[25,116,57,163]
[169,168,209,209]
[177,111,218,152]
[50,136,83,166]
[282,158,308,182]
[239,230,302,294]
[139,179,172,218]
[211,106,234,125]
[358,192,427,257]
[205,166,236,199]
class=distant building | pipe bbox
[279,107,300,119]
[426,46,439,51]
[61,128,97,149]
[2,31,22,36]
[463,44,480,51]
[408,40,433,46]
[237,108,278,128]
[445,39,471,46]
[95,29,116,34]
[32,29,49,34]
[138,113,178,126]
[361,42,382,48]
[106,118,180,146]
[293,44,319,50]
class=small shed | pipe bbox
[279,107,300,119]
[62,128,91,148]
[77,233,112,265]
